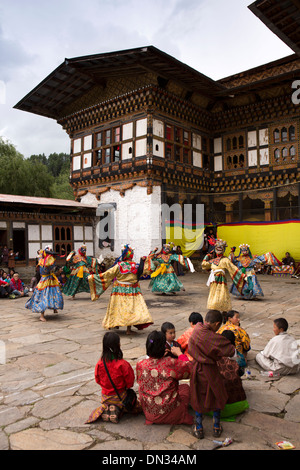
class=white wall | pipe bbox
[82,185,162,262]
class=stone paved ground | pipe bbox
[0,271,299,451]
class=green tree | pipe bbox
[0,138,28,195]
[0,137,74,199]
[47,152,70,177]
[22,159,54,197]
[28,153,48,166]
[50,168,74,200]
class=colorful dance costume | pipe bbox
[25,249,64,315]
[63,245,98,297]
[229,244,280,299]
[202,239,248,311]
[88,245,153,331]
[147,244,192,294]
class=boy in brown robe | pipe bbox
[188,309,235,439]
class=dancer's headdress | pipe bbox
[214,239,227,250]
[78,244,87,256]
[238,243,252,257]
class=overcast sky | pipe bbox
[0,0,292,159]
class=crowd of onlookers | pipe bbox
[0,265,70,299]
[0,268,29,299]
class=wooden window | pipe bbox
[183,148,190,164]
[281,127,288,142]
[282,147,288,160]
[274,129,280,143]
[54,225,73,257]
[290,145,296,157]
[164,124,191,163]
[114,127,121,143]
[166,143,173,160]
[289,125,296,141]
[174,127,181,143]
[113,144,121,162]
[105,130,111,145]
[203,154,209,170]
[239,136,244,148]
[183,131,189,146]
[174,145,181,162]
[232,137,237,150]
[166,125,172,141]
[274,148,280,162]
[226,138,231,151]
[95,132,102,147]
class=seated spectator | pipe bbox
[0,279,11,298]
[1,271,10,284]
[9,272,29,298]
[136,330,193,426]
[220,330,247,374]
[282,252,295,268]
[85,332,142,424]
[218,310,251,358]
[256,318,300,375]
[177,312,203,360]
[161,321,183,359]
[58,272,68,287]
[291,262,300,279]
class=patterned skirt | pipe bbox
[85,390,142,424]
[102,281,153,330]
[207,280,232,311]
[62,273,90,296]
[25,275,64,313]
[149,272,184,293]
[230,273,263,299]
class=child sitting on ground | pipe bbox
[161,322,183,359]
[256,318,300,375]
[221,330,247,375]
[177,312,203,360]
[85,331,142,424]
[218,310,251,358]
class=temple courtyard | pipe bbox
[0,271,299,451]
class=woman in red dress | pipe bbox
[86,332,142,424]
[136,330,193,425]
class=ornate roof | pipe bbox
[14,46,224,120]
[249,0,300,56]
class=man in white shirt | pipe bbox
[256,318,299,375]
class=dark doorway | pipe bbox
[13,229,26,261]
[0,230,7,246]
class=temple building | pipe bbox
[14,0,300,261]
[0,194,96,268]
